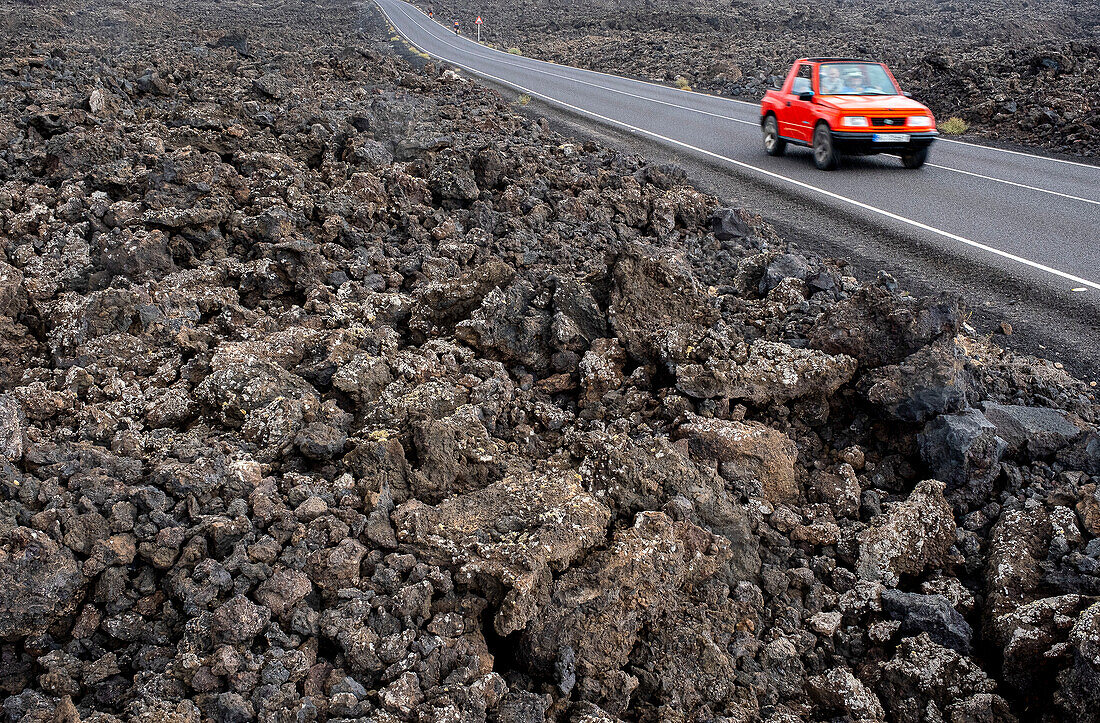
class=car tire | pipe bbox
[901,147,929,169]
[763,115,786,156]
[812,122,839,170]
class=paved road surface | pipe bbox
[375,0,1100,374]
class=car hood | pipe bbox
[818,95,929,113]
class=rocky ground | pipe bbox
[417,0,1100,159]
[2,0,1100,721]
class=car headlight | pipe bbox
[841,116,869,127]
[909,115,933,127]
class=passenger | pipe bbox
[820,66,844,94]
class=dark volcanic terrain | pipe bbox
[417,0,1100,159]
[1,0,1100,722]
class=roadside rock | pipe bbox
[981,401,1084,459]
[759,252,811,295]
[1058,431,1100,475]
[395,471,610,635]
[210,595,270,644]
[1078,483,1100,536]
[708,207,751,241]
[918,408,1006,490]
[992,594,1088,698]
[254,568,312,617]
[0,394,23,461]
[862,341,973,423]
[578,338,627,407]
[857,480,955,586]
[810,287,960,369]
[0,528,85,641]
[677,416,799,503]
[880,589,973,654]
[607,244,718,368]
[875,634,1017,723]
[808,667,885,722]
[677,339,856,406]
[518,512,734,712]
[0,261,26,318]
[1056,602,1100,723]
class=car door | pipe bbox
[784,63,816,143]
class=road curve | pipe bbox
[375,0,1100,303]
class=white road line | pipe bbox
[939,138,1100,170]
[394,0,1100,173]
[925,162,1100,206]
[388,1,1100,205]
[379,1,1100,291]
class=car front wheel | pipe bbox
[901,147,929,169]
[763,115,786,156]
[812,123,839,170]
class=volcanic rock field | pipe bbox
[417,0,1100,158]
[0,0,1099,721]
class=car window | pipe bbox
[818,63,898,95]
[792,64,813,94]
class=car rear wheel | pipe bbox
[812,123,839,170]
[763,115,786,156]
[901,147,929,169]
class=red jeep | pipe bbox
[760,58,938,170]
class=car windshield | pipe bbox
[818,63,898,96]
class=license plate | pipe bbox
[873,133,910,143]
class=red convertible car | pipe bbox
[760,58,938,170]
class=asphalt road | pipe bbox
[375,0,1100,378]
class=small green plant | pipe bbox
[673,75,692,91]
[517,93,531,106]
[507,47,522,55]
[940,116,970,135]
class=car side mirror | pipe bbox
[798,90,815,102]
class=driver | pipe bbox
[853,65,885,94]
